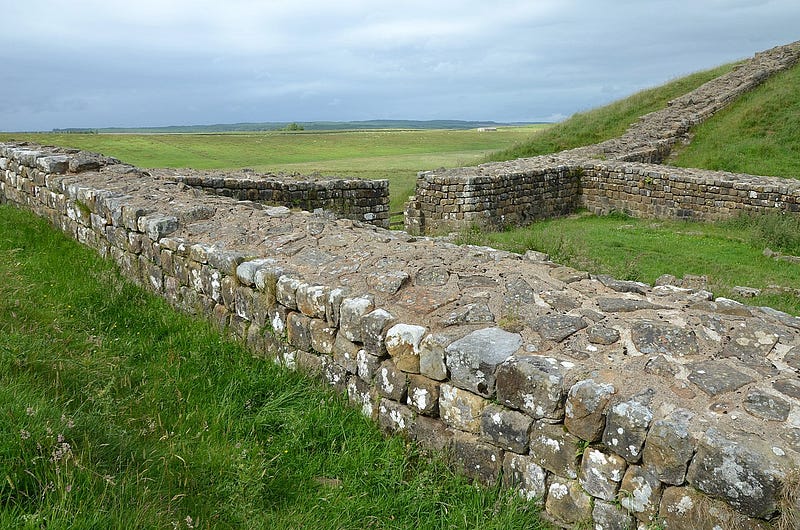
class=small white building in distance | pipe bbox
[476,127,498,132]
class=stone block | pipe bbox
[564,379,616,442]
[545,477,593,527]
[375,359,407,401]
[360,308,396,356]
[531,314,587,342]
[687,359,755,396]
[502,453,547,502]
[445,327,522,397]
[332,332,359,373]
[451,432,503,485]
[406,375,439,416]
[296,284,328,319]
[356,349,381,383]
[631,319,699,356]
[385,323,426,373]
[619,465,663,523]
[286,312,312,351]
[658,486,771,530]
[480,403,533,454]
[529,422,581,479]
[439,383,487,433]
[578,447,627,501]
[339,296,375,343]
[309,318,336,355]
[495,355,569,420]
[347,376,376,420]
[409,415,453,453]
[686,428,790,519]
[602,394,654,463]
[321,355,347,392]
[378,398,414,436]
[275,276,301,310]
[592,500,634,530]
[419,332,449,380]
[642,409,695,485]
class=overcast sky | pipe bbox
[2,0,798,131]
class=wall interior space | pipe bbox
[3,142,800,529]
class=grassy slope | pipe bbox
[0,205,545,529]
[0,127,546,215]
[483,63,735,162]
[670,61,800,177]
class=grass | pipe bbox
[0,204,546,529]
[483,63,736,162]
[670,62,800,178]
[0,127,547,215]
[457,211,800,316]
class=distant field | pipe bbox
[0,127,548,215]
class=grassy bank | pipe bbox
[0,205,544,529]
[0,127,546,215]
[458,212,800,316]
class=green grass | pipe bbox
[483,63,736,162]
[0,127,547,215]
[670,62,800,178]
[457,211,800,316]
[0,205,546,529]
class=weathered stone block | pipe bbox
[686,428,789,519]
[360,308,396,356]
[439,383,487,433]
[406,375,439,416]
[642,409,695,485]
[309,318,336,355]
[332,332,359,373]
[275,276,301,310]
[445,327,522,397]
[321,355,347,392]
[564,379,615,442]
[502,453,547,502]
[687,359,755,396]
[235,258,273,287]
[385,323,426,373]
[619,465,663,523]
[419,332,449,380]
[347,376,376,420]
[378,398,414,436]
[356,349,381,383]
[296,283,328,319]
[602,394,654,463]
[658,486,771,530]
[375,359,407,401]
[409,415,453,452]
[480,403,532,454]
[286,312,312,351]
[339,296,375,343]
[631,319,699,356]
[531,314,587,342]
[529,422,581,479]
[578,447,627,501]
[587,325,621,345]
[592,500,634,530]
[545,477,593,527]
[451,432,503,484]
[496,355,569,420]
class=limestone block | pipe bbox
[545,477,593,527]
[385,323,426,373]
[325,287,347,327]
[642,409,695,485]
[332,332,359,373]
[206,248,247,273]
[375,359,407,402]
[602,395,654,463]
[309,318,336,355]
[275,276,301,310]
[564,379,616,442]
[360,308,396,356]
[406,375,439,416]
[286,312,311,352]
[480,403,533,454]
[592,500,635,530]
[356,349,381,383]
[495,355,569,420]
[378,398,414,436]
[445,327,522,397]
[439,383,487,433]
[529,422,581,479]
[234,286,254,320]
[451,432,503,484]
[578,447,627,501]
[619,465,663,523]
[502,453,547,502]
[686,428,790,519]
[137,214,179,242]
[339,296,375,343]
[418,332,449,380]
[295,283,329,319]
[235,258,274,287]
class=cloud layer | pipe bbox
[2,0,798,130]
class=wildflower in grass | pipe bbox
[20,429,31,440]
[26,406,36,416]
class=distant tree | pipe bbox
[283,122,304,131]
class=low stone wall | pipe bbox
[406,40,800,234]
[166,171,390,228]
[3,142,800,528]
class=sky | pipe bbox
[1,0,798,131]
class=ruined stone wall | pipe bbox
[406,40,800,234]
[166,171,390,228]
[3,142,800,529]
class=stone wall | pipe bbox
[3,142,800,528]
[165,170,390,228]
[406,40,800,234]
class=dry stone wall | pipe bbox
[3,142,800,528]
[406,40,800,234]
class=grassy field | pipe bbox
[0,205,546,529]
[0,127,546,215]
[670,61,800,178]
